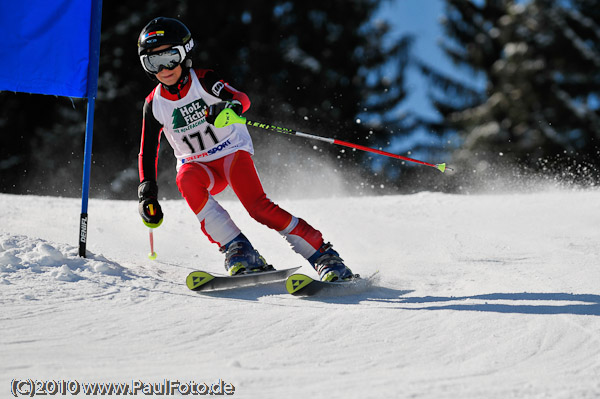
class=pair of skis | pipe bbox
[185,267,362,296]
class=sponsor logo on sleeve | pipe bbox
[211,81,225,97]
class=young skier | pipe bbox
[136,17,354,282]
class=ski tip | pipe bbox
[186,271,215,291]
[285,274,314,295]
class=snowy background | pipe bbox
[2,185,599,398]
[2,2,600,397]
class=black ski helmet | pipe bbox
[138,17,195,66]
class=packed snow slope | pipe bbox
[1,189,600,399]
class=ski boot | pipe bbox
[220,233,273,276]
[308,242,354,282]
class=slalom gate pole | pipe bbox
[78,0,103,257]
[214,109,450,173]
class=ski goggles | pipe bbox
[140,45,186,74]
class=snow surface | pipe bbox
[1,190,600,398]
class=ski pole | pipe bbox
[148,228,157,260]
[146,202,159,260]
[214,109,451,173]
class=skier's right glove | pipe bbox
[138,180,163,228]
[205,100,242,126]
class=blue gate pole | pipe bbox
[78,0,103,257]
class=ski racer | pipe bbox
[136,17,354,282]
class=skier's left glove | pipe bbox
[205,100,242,126]
[138,180,163,228]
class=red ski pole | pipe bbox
[148,228,157,260]
[147,201,158,260]
[214,109,451,172]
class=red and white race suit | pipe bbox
[139,68,323,257]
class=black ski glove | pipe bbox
[205,100,242,126]
[138,180,163,228]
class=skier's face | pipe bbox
[149,44,183,86]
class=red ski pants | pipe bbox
[175,151,323,258]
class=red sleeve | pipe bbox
[196,69,251,113]
[227,85,250,113]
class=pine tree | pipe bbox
[421,0,600,177]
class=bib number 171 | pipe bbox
[182,125,219,153]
